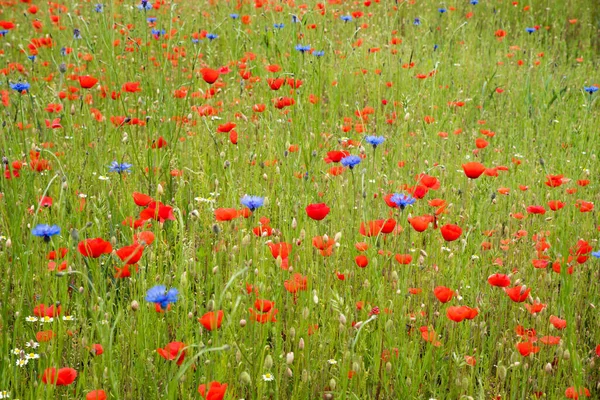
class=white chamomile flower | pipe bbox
[62,315,75,321]
[327,359,337,365]
[40,316,54,323]
[98,176,110,181]
[0,390,9,399]
[25,353,39,360]
[262,373,275,382]
[25,341,39,349]
[11,348,21,356]
[16,359,28,367]
[25,316,38,322]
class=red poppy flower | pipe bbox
[446,306,478,322]
[36,330,55,342]
[355,255,369,268]
[140,201,176,223]
[516,342,540,357]
[116,244,144,265]
[248,307,278,323]
[433,286,454,303]
[33,303,61,317]
[284,273,308,293]
[41,367,77,385]
[200,68,220,84]
[267,77,285,90]
[547,200,565,211]
[539,336,561,345]
[217,122,236,132]
[440,224,462,241]
[312,235,336,256]
[565,387,591,399]
[487,273,511,287]
[198,310,224,331]
[157,342,186,365]
[86,390,107,400]
[214,208,239,221]
[526,205,546,215]
[505,285,531,302]
[549,315,567,330]
[408,215,433,232]
[198,381,228,400]
[78,75,98,89]
[524,301,547,314]
[462,162,486,179]
[395,254,412,264]
[545,174,567,187]
[267,242,292,259]
[78,238,113,258]
[306,203,330,220]
[325,150,350,163]
[121,82,141,92]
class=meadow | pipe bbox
[0,0,599,399]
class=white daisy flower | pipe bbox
[11,348,21,356]
[25,316,38,322]
[40,316,54,323]
[15,359,28,367]
[25,353,39,360]
[0,390,10,399]
[262,373,275,382]
[327,359,337,365]
[25,341,39,349]
[62,315,75,321]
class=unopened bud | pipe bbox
[286,352,294,364]
[298,338,305,350]
[130,300,139,311]
[264,354,273,370]
[240,371,251,385]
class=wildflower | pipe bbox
[340,15,353,22]
[198,382,227,400]
[137,0,152,10]
[390,193,416,209]
[41,367,77,385]
[440,224,462,241]
[274,23,284,29]
[291,15,299,23]
[198,310,224,331]
[327,359,338,365]
[25,353,40,360]
[313,50,325,57]
[73,28,81,39]
[262,373,275,381]
[305,203,330,220]
[62,315,75,321]
[94,4,103,12]
[438,8,447,13]
[145,285,179,310]
[109,161,132,174]
[0,390,9,399]
[86,390,107,400]
[340,155,361,169]
[592,251,600,258]
[413,18,421,25]
[25,316,39,322]
[584,86,599,94]
[40,316,54,323]
[16,359,28,367]
[230,14,239,19]
[147,17,157,23]
[78,238,112,258]
[241,195,264,211]
[364,135,385,149]
[12,348,21,355]
[78,75,98,89]
[295,44,311,53]
[25,340,39,348]
[206,33,218,40]
[157,342,186,365]
[470,0,479,4]
[462,162,486,179]
[10,82,30,93]
[32,224,61,242]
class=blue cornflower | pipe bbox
[470,0,478,4]
[10,82,30,93]
[592,250,600,258]
[274,23,285,29]
[151,29,165,37]
[206,33,218,41]
[313,50,325,57]
[241,195,264,212]
[192,38,200,44]
[94,3,103,12]
[109,161,132,174]
[230,14,239,19]
[413,18,421,26]
[390,193,416,209]
[340,155,362,169]
[584,86,599,94]
[32,224,61,242]
[525,27,536,34]
[138,0,152,10]
[28,55,36,62]
[60,47,67,56]
[365,136,385,149]
[340,15,353,22]
[295,44,311,53]
[438,8,447,13]
[145,285,179,309]
[0,30,8,37]
[147,17,157,23]
[434,44,439,51]
[73,28,82,39]
[292,15,299,23]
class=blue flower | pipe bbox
[434,44,439,51]
[28,55,36,62]
[137,0,152,10]
[206,33,218,41]
[292,15,299,23]
[340,155,361,169]
[390,193,416,209]
[32,224,61,242]
[365,136,385,148]
[109,161,132,174]
[145,285,179,309]
[470,0,478,4]
[0,30,8,37]
[525,27,536,34]
[413,18,421,26]
[60,47,67,56]
[73,28,82,39]
[340,15,353,22]
[230,14,239,19]
[584,86,599,94]
[94,4,103,12]
[274,23,285,29]
[313,50,325,57]
[10,82,30,93]
[192,38,200,44]
[147,17,157,23]
[295,44,311,53]
[241,195,264,211]
[438,8,447,13]
[151,29,165,37]
[592,250,600,258]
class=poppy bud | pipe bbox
[5,238,11,248]
[286,352,294,364]
[339,314,347,324]
[544,363,553,373]
[240,319,246,327]
[497,365,507,381]
[264,354,273,370]
[298,338,305,350]
[291,218,297,229]
[562,349,570,360]
[157,184,164,195]
[240,371,252,385]
[289,327,295,340]
[130,300,139,311]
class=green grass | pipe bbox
[0,0,599,399]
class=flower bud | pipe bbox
[264,354,273,370]
[298,338,305,350]
[130,300,139,311]
[240,371,252,385]
[286,352,294,364]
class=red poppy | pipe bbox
[36,330,55,342]
[78,75,98,89]
[267,77,285,90]
[198,381,228,400]
[306,203,330,220]
[408,215,433,232]
[487,273,511,287]
[116,244,144,265]
[440,224,462,241]
[547,200,565,211]
[539,336,561,345]
[549,315,567,330]
[446,306,478,322]
[312,235,335,256]
[565,387,591,399]
[526,205,546,215]
[198,310,224,331]
[78,238,113,258]
[86,390,107,400]
[545,174,568,187]
[516,342,540,357]
[325,150,350,163]
[140,201,176,223]
[505,285,531,302]
[360,219,396,236]
[200,68,220,84]
[355,255,369,268]
[248,307,278,323]
[214,208,239,221]
[41,367,77,385]
[254,299,274,313]
[433,286,454,303]
[132,192,153,207]
[395,254,412,264]
[217,122,236,132]
[267,242,292,259]
[284,273,308,293]
[121,82,141,92]
[134,231,155,246]
[462,162,486,179]
[524,301,546,314]
[34,303,61,317]
[157,342,186,365]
